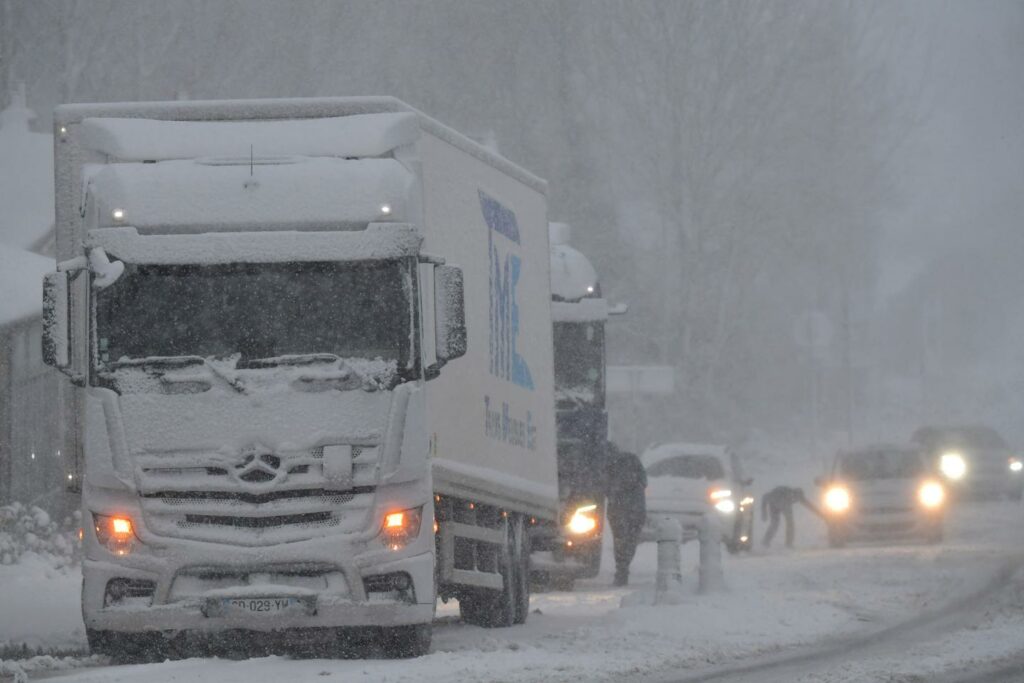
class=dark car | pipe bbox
[911,426,1022,501]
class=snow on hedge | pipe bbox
[0,503,80,568]
[0,87,54,251]
[0,243,52,326]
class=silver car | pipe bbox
[818,446,945,547]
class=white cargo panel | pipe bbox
[417,132,558,518]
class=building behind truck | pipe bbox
[41,97,559,659]
[530,222,622,584]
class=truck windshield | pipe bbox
[553,321,605,407]
[95,260,413,370]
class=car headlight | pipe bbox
[918,481,945,508]
[567,503,599,536]
[1009,458,1022,473]
[940,452,967,480]
[708,488,735,514]
[824,486,851,513]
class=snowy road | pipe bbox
[3,501,1023,682]
[661,557,1024,683]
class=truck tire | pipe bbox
[577,540,603,579]
[379,624,432,658]
[460,521,517,628]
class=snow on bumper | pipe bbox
[82,544,435,633]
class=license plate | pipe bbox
[222,597,300,614]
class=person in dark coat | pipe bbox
[761,486,821,548]
[605,444,647,586]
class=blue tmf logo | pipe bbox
[480,190,534,390]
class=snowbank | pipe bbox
[0,243,51,326]
[0,87,54,250]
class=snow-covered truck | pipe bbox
[41,97,558,658]
[530,222,622,585]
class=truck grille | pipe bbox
[135,447,379,546]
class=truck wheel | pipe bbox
[459,521,517,628]
[512,515,531,624]
[379,623,432,658]
[577,541,603,579]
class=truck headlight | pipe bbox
[567,503,599,536]
[940,452,966,480]
[918,481,945,509]
[1009,458,1022,473]
[92,513,137,556]
[824,486,851,513]
[381,507,423,550]
[714,499,736,514]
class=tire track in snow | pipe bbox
[654,554,1024,683]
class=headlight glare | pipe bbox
[1009,458,1022,473]
[940,452,966,480]
[824,486,851,513]
[918,481,945,508]
[567,503,599,536]
[714,499,736,514]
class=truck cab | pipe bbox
[531,222,619,581]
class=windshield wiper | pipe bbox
[108,356,248,394]
[236,353,342,369]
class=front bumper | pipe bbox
[830,509,942,541]
[82,503,437,634]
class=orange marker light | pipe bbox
[112,517,133,535]
[385,512,405,529]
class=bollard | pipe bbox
[698,513,724,593]
[654,517,683,604]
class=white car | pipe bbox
[640,443,754,553]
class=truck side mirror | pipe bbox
[434,265,467,363]
[42,271,71,371]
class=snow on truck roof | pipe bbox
[549,222,599,302]
[79,113,420,161]
[86,157,415,233]
[56,96,547,194]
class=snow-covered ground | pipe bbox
[2,499,1021,682]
